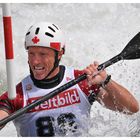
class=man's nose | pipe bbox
[32,55,41,64]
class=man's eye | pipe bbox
[40,53,47,56]
[29,52,34,56]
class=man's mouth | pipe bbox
[33,66,45,71]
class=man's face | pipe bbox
[28,46,55,80]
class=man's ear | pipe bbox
[58,49,64,59]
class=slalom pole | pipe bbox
[2,3,16,99]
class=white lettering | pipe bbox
[65,93,69,104]
[51,98,58,107]
[57,95,65,106]
[68,92,72,104]
[48,99,51,108]
[28,89,81,112]
[71,91,80,102]
[40,101,49,109]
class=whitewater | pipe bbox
[0,3,140,137]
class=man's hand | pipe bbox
[84,61,107,86]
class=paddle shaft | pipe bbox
[1,24,140,127]
[0,54,123,126]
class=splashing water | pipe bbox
[0,3,140,137]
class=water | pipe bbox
[0,3,140,137]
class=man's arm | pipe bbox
[84,61,139,114]
[0,82,23,129]
[0,110,9,129]
[96,79,139,114]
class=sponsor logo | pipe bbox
[66,77,72,81]
[27,89,80,112]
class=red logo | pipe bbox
[27,89,81,113]
[66,77,72,81]
[32,36,40,44]
[50,42,61,51]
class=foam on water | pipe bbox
[0,3,140,137]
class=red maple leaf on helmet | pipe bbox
[32,36,40,44]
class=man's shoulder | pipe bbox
[0,81,24,113]
[0,75,30,99]
[21,75,31,82]
[74,69,84,78]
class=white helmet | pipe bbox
[25,22,65,52]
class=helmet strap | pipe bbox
[44,50,60,79]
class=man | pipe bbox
[0,22,139,136]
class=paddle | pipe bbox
[0,32,140,126]
[97,32,140,70]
